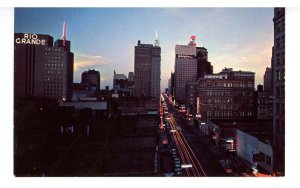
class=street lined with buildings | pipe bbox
[13,8,284,177]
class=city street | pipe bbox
[163,94,229,177]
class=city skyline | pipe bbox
[15,8,274,90]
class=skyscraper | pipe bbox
[272,7,285,175]
[14,23,74,101]
[174,44,197,104]
[134,40,161,99]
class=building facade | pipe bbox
[198,68,255,122]
[14,32,74,101]
[257,91,273,120]
[272,7,285,175]
[134,40,161,99]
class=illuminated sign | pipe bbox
[15,34,46,45]
[197,97,200,114]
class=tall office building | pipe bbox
[174,43,197,104]
[134,40,161,98]
[81,69,100,90]
[272,7,285,175]
[14,23,74,101]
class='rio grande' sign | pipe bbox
[15,34,46,45]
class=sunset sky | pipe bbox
[15,8,274,90]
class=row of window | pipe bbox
[205,105,234,110]
[45,93,63,99]
[206,91,252,97]
[46,61,64,66]
[206,111,252,117]
[44,76,63,82]
[258,106,273,110]
[206,98,233,104]
[205,82,253,88]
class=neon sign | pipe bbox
[15,34,46,45]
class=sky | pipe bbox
[14,8,274,90]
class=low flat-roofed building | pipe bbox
[206,120,272,148]
[236,129,273,175]
[59,101,107,110]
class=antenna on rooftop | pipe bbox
[61,21,66,47]
[154,31,160,47]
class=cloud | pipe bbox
[73,54,111,83]
[210,39,273,86]
[74,54,111,72]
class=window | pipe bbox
[276,70,281,81]
[276,119,280,133]
[276,54,280,65]
[276,103,280,114]
[282,104,285,115]
[207,111,211,117]
[276,38,280,49]
[276,87,280,98]
[266,155,271,166]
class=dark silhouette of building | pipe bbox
[113,70,127,92]
[81,69,100,91]
[113,70,134,97]
[134,40,161,99]
[264,67,273,92]
[196,47,213,79]
[272,7,285,175]
[169,72,175,99]
[257,84,264,92]
[14,29,74,101]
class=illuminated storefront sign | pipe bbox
[15,34,46,45]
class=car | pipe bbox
[163,172,175,177]
[175,167,182,172]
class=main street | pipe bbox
[162,94,229,177]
